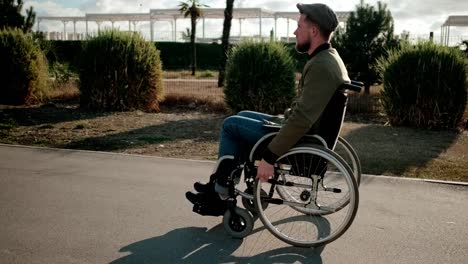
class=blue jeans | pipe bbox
[218,110,273,161]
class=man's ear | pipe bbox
[310,24,319,36]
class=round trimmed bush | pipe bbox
[0,28,48,105]
[377,42,467,129]
[79,30,163,111]
[224,41,296,114]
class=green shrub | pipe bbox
[224,41,296,114]
[0,28,49,105]
[377,42,467,129]
[50,62,75,84]
[45,41,83,72]
[79,30,163,111]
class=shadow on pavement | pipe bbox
[110,224,324,264]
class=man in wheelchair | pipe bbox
[186,3,351,217]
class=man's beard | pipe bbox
[295,40,311,53]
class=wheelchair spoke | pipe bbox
[267,178,312,189]
[254,147,359,248]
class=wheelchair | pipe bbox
[197,81,363,248]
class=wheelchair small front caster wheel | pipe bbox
[242,188,268,215]
[223,207,253,238]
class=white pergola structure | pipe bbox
[86,13,151,34]
[151,8,282,41]
[37,16,85,40]
[36,13,151,40]
[441,15,468,46]
[37,8,351,41]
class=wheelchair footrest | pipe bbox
[192,203,226,217]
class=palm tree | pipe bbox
[179,0,208,75]
[218,0,235,87]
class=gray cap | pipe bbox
[296,3,339,33]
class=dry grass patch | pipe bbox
[45,79,80,103]
[341,122,468,182]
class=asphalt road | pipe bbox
[0,144,467,264]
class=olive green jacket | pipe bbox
[265,46,350,161]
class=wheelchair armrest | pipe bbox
[340,81,363,93]
[351,80,364,87]
[262,124,282,133]
[262,119,282,132]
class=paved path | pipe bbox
[0,144,467,264]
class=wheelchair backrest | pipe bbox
[313,81,362,149]
[309,87,348,150]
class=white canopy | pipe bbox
[37,7,351,41]
[441,15,468,45]
[442,15,468,27]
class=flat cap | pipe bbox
[296,3,339,32]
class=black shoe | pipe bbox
[193,157,240,193]
[193,182,212,193]
[186,191,219,204]
[185,191,203,205]
[185,191,229,216]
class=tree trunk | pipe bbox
[217,0,234,88]
[190,10,197,76]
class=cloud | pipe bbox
[25,1,83,16]
[244,1,293,11]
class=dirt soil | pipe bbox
[0,103,225,160]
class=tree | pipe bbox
[179,0,208,76]
[332,1,398,94]
[0,0,36,33]
[217,0,234,87]
[23,4,35,32]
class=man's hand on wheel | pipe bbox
[256,159,274,182]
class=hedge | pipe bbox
[42,41,308,72]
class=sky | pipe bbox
[24,0,468,43]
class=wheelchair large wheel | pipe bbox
[276,138,361,215]
[253,146,359,248]
[335,137,361,186]
[293,136,361,186]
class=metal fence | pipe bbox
[404,33,468,47]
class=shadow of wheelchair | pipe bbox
[110,215,329,264]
